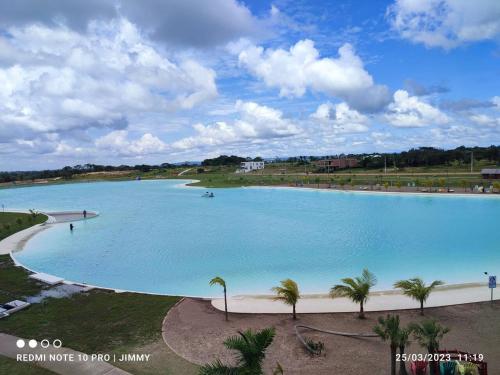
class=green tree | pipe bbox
[210,277,228,321]
[272,279,300,319]
[199,328,276,375]
[374,314,401,375]
[330,269,377,319]
[397,327,411,375]
[394,278,444,315]
[395,180,402,191]
[425,179,433,192]
[460,180,468,192]
[409,320,449,375]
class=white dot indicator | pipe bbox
[53,339,62,348]
[29,339,37,348]
[16,339,25,348]
[41,339,50,349]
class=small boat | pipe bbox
[202,192,215,198]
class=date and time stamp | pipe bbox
[397,353,485,362]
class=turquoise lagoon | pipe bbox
[1,180,499,297]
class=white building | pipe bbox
[238,161,265,173]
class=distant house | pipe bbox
[481,168,500,179]
[239,161,265,173]
[313,158,358,171]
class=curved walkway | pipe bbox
[0,333,130,375]
[211,282,497,313]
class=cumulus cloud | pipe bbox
[95,130,167,156]
[172,101,301,150]
[236,40,390,112]
[469,114,500,127]
[385,90,449,127]
[387,0,500,49]
[0,0,266,48]
[311,102,369,133]
[0,19,217,150]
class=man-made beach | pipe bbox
[164,298,500,375]
[211,283,496,314]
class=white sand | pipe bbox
[211,283,498,313]
[0,210,98,255]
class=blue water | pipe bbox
[1,180,499,297]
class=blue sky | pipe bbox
[0,0,499,170]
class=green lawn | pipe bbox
[0,262,199,374]
[0,255,45,304]
[0,355,55,374]
[0,212,47,241]
[0,290,179,353]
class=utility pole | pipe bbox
[470,151,474,173]
[384,156,387,174]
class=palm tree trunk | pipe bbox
[399,346,407,375]
[420,300,424,316]
[293,304,296,319]
[429,349,438,375]
[359,300,365,319]
[224,287,228,321]
[390,345,397,375]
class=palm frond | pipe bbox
[209,276,226,288]
[199,359,239,375]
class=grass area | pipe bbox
[0,254,198,374]
[0,212,47,241]
[0,290,199,374]
[0,290,179,353]
[0,255,44,304]
[0,355,55,374]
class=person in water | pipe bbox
[83,210,87,218]
[70,223,74,231]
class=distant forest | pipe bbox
[1,145,498,183]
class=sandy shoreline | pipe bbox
[0,210,98,255]
[211,282,498,314]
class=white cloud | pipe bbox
[0,18,217,148]
[0,0,267,48]
[387,0,500,49]
[492,96,500,109]
[469,114,500,127]
[385,90,449,127]
[311,102,369,133]
[95,130,167,156]
[172,101,301,150]
[236,40,390,112]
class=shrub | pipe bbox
[16,218,23,225]
[305,338,325,356]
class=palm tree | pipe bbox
[374,314,400,375]
[394,278,444,315]
[272,279,300,319]
[330,269,377,319]
[210,277,228,321]
[397,327,411,375]
[409,320,449,375]
[199,328,276,375]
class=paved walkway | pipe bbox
[0,333,130,375]
[211,283,498,313]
